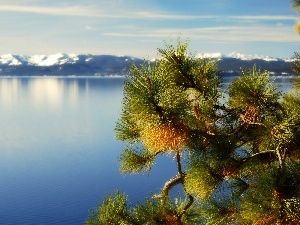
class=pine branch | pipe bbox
[275,144,284,170]
[153,151,185,199]
[176,150,184,175]
[177,194,194,220]
[152,151,195,217]
[152,174,184,199]
[242,150,276,163]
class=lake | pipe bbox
[0,75,295,224]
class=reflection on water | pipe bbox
[0,76,296,225]
[0,78,92,108]
[0,77,130,225]
[29,78,65,107]
[0,78,20,107]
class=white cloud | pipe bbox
[0,2,297,58]
[0,5,100,17]
[135,12,297,21]
[136,12,218,20]
[85,26,97,31]
[0,4,297,22]
[104,25,299,43]
[229,15,297,21]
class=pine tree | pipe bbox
[85,39,300,224]
[292,0,300,33]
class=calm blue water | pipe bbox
[0,76,295,224]
[0,77,184,225]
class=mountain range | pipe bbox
[0,53,296,76]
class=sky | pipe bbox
[0,0,299,58]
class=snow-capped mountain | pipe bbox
[196,52,294,62]
[28,53,79,66]
[0,53,295,76]
[0,53,80,66]
[0,54,143,76]
[0,52,295,66]
[196,52,224,59]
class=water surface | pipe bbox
[0,76,295,224]
[0,77,180,225]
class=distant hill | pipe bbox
[218,58,294,75]
[0,53,295,76]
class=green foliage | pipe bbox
[115,40,220,156]
[131,196,199,225]
[240,163,280,223]
[240,160,300,224]
[119,147,156,174]
[292,0,300,9]
[86,191,133,225]
[86,191,199,225]
[185,160,220,199]
[292,0,300,35]
[292,52,300,91]
[87,39,300,224]
[227,66,281,119]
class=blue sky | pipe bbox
[0,0,299,58]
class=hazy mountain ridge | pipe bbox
[0,53,295,76]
